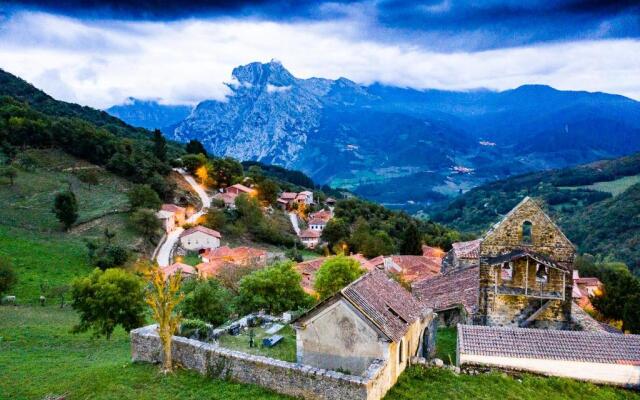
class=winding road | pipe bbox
[156,169,211,267]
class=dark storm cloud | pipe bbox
[2,0,639,50]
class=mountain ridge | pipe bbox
[106,61,640,211]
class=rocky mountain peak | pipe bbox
[231,60,295,87]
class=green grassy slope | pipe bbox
[1,306,636,400]
[0,149,144,301]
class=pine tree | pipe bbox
[400,222,423,255]
[152,129,167,161]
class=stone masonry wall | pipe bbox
[131,325,391,400]
[478,198,575,327]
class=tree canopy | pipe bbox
[314,255,365,299]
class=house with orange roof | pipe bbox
[227,183,255,196]
[160,262,196,279]
[299,229,321,248]
[156,209,177,233]
[179,225,222,251]
[161,204,186,226]
[213,192,238,208]
[369,255,442,283]
[200,245,267,266]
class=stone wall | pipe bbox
[478,198,575,327]
[131,325,391,400]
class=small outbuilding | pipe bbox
[294,269,435,380]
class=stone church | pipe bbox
[414,197,576,329]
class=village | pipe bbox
[141,168,640,400]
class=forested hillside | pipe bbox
[433,152,640,274]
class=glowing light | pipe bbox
[196,166,208,185]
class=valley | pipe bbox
[107,61,640,212]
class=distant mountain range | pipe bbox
[106,61,640,211]
[106,98,192,131]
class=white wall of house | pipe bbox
[310,224,325,231]
[458,354,640,387]
[296,299,389,375]
[180,231,221,251]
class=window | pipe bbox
[536,263,548,283]
[399,340,404,364]
[501,262,513,281]
[522,221,533,244]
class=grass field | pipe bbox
[559,174,640,196]
[1,306,637,400]
[217,324,297,362]
[434,327,457,365]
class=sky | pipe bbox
[0,0,639,108]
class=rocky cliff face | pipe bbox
[172,61,331,166]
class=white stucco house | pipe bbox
[156,209,176,233]
[299,229,321,248]
[308,218,327,231]
[179,225,222,251]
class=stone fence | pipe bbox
[131,325,392,400]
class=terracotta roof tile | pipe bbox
[161,204,186,213]
[161,262,196,277]
[459,324,640,365]
[412,266,479,314]
[180,225,222,239]
[341,269,424,342]
[452,239,482,260]
[300,229,321,238]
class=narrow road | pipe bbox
[288,212,301,236]
[156,169,211,267]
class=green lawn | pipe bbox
[1,306,637,400]
[559,174,640,196]
[217,324,297,362]
[435,327,457,365]
[0,306,291,400]
[0,225,92,302]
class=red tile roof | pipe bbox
[309,210,333,221]
[300,229,321,239]
[160,262,196,278]
[341,269,424,342]
[422,245,445,258]
[279,192,298,200]
[229,183,253,193]
[412,266,480,314]
[195,260,227,278]
[161,204,186,213]
[308,218,327,226]
[458,324,640,365]
[201,246,267,264]
[180,225,222,239]
[369,255,441,283]
[452,239,481,260]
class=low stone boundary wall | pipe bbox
[131,325,391,400]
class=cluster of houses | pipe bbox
[298,209,333,248]
[147,194,638,398]
[292,197,638,394]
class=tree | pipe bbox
[127,184,161,210]
[321,218,350,249]
[130,208,162,243]
[589,262,640,333]
[237,261,312,314]
[146,267,184,373]
[314,255,364,299]
[256,179,279,205]
[203,208,226,230]
[152,129,167,161]
[400,222,423,255]
[180,278,232,326]
[0,166,17,185]
[71,268,146,339]
[185,139,207,157]
[48,285,70,308]
[181,153,207,174]
[53,190,78,230]
[235,193,263,227]
[216,261,261,294]
[360,231,395,258]
[0,257,17,296]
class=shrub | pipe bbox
[314,255,364,299]
[180,278,232,326]
[237,261,313,315]
[127,184,161,210]
[0,257,17,296]
[52,190,78,230]
[75,169,100,185]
